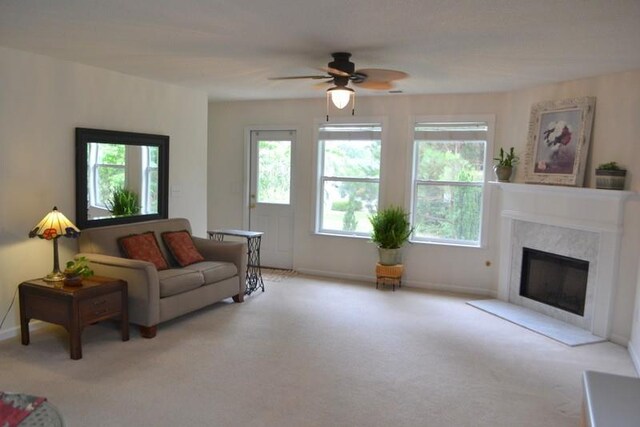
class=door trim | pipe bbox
[242,125,298,231]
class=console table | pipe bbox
[207,229,265,295]
[19,276,129,360]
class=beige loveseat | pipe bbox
[77,218,246,338]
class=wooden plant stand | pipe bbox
[375,263,404,291]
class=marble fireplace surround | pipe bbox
[495,183,633,338]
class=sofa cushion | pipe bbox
[161,230,205,267]
[158,269,204,297]
[118,231,169,270]
[187,261,238,284]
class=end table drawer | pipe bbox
[79,292,121,322]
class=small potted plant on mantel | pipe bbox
[493,147,519,182]
[595,162,627,190]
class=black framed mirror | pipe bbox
[75,128,169,229]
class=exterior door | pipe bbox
[248,130,294,269]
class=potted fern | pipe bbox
[493,147,519,182]
[107,187,141,216]
[369,205,413,265]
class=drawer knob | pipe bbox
[92,300,106,306]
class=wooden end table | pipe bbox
[19,276,129,360]
[375,263,404,291]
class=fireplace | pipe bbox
[496,182,632,339]
[520,247,589,316]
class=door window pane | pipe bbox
[257,140,291,204]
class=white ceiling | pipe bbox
[2,0,640,101]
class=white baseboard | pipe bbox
[295,268,373,283]
[295,268,496,297]
[609,333,630,347]
[0,320,44,343]
[629,340,640,376]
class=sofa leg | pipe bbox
[232,293,244,303]
[140,325,157,338]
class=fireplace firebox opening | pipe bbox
[520,247,589,316]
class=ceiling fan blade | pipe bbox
[319,66,351,77]
[353,80,394,90]
[356,69,409,82]
[268,75,331,80]
[313,80,334,89]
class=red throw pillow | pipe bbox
[118,232,169,270]
[162,230,205,267]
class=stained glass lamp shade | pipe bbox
[28,206,81,281]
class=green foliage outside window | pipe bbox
[414,141,485,244]
[322,140,380,233]
[257,140,291,204]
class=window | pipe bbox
[142,146,159,214]
[88,143,126,209]
[317,123,381,236]
[411,120,490,246]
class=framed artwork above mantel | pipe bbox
[523,96,596,187]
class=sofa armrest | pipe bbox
[76,253,160,327]
[192,237,246,293]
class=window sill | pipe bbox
[314,231,371,240]
[409,239,483,249]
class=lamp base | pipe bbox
[43,271,66,282]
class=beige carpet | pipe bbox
[0,275,636,427]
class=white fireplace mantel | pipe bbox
[494,182,635,338]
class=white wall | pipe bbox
[209,69,640,345]
[209,93,508,297]
[0,47,208,337]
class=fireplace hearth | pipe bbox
[520,247,589,316]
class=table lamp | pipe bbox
[28,206,81,281]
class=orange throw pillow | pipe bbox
[162,230,205,267]
[118,232,169,270]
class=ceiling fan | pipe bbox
[269,52,408,112]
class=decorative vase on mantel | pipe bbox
[493,165,513,183]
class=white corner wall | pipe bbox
[0,47,208,337]
[208,69,640,346]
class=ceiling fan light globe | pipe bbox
[327,87,354,109]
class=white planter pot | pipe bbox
[378,247,403,265]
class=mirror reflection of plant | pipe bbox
[107,187,141,216]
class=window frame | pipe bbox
[314,117,385,238]
[408,115,495,248]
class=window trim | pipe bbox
[313,116,386,238]
[408,114,495,248]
